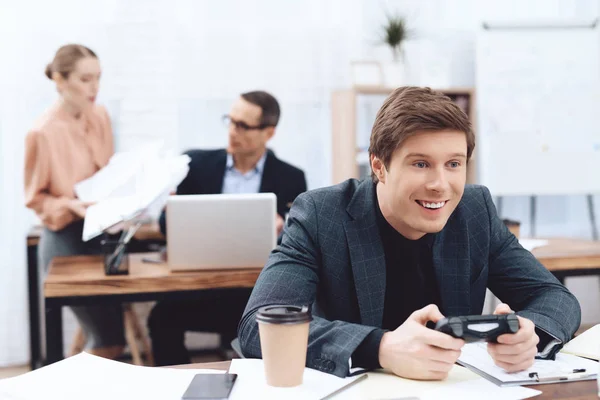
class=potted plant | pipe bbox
[379,12,409,87]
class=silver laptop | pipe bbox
[166,193,277,271]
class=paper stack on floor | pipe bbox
[0,353,222,400]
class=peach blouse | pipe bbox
[24,104,114,231]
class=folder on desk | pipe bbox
[458,342,598,386]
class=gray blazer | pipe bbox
[238,179,581,377]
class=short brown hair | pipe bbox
[241,90,281,127]
[369,86,474,182]
[45,44,97,80]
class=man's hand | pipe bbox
[68,199,95,218]
[487,303,539,373]
[378,304,465,380]
[276,214,284,236]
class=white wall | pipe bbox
[0,0,364,367]
[0,0,598,367]
[362,0,600,324]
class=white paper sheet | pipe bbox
[228,359,365,400]
[0,353,222,400]
[459,342,599,386]
[420,378,541,400]
[74,141,164,203]
[80,144,190,241]
[343,365,480,399]
[82,196,144,241]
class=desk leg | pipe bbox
[45,303,63,365]
[27,243,41,370]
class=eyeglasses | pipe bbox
[222,115,271,132]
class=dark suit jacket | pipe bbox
[239,179,581,377]
[159,149,307,235]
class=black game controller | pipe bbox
[435,314,520,343]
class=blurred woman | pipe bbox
[24,44,124,359]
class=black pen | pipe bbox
[528,368,592,382]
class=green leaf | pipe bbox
[379,12,409,60]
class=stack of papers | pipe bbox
[228,359,365,399]
[0,354,544,400]
[75,142,190,241]
[228,359,540,400]
[0,353,222,400]
[336,366,539,400]
[419,379,541,400]
[458,342,599,386]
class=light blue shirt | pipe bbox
[221,152,267,194]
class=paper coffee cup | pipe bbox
[256,305,312,387]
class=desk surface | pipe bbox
[43,238,600,298]
[27,223,165,247]
[531,238,600,272]
[175,361,598,399]
[45,253,262,298]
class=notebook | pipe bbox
[458,342,599,386]
[561,324,600,361]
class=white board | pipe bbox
[476,21,600,196]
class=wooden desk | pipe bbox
[175,361,598,399]
[171,361,230,371]
[27,223,165,247]
[44,253,261,365]
[41,238,600,367]
[531,238,600,283]
[27,224,165,370]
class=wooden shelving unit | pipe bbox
[331,86,476,184]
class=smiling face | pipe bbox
[371,130,468,239]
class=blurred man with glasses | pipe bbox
[150,91,306,366]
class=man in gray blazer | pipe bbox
[238,87,581,379]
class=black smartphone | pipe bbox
[181,373,237,400]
